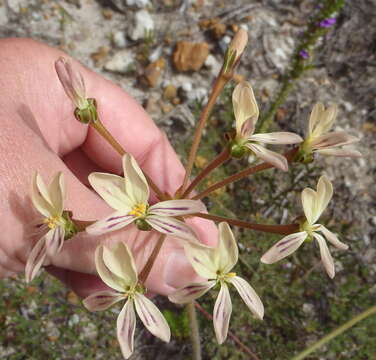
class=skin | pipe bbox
[0,38,216,298]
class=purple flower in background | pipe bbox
[319,17,337,28]
[299,49,309,59]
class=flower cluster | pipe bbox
[23,43,362,360]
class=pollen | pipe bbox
[128,203,147,217]
[43,216,60,229]
[227,272,237,278]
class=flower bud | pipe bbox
[223,29,248,73]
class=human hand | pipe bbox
[0,38,216,298]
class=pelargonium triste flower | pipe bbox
[26,172,68,282]
[231,81,303,171]
[169,222,264,344]
[86,154,206,243]
[299,103,361,160]
[261,175,349,278]
[83,242,170,359]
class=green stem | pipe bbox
[181,148,230,198]
[292,304,376,360]
[194,213,299,235]
[187,302,202,360]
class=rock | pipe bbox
[263,32,295,70]
[126,0,151,7]
[219,35,231,53]
[172,41,210,72]
[129,9,154,41]
[187,87,208,103]
[104,50,135,74]
[199,18,227,39]
[0,5,7,26]
[112,30,127,48]
[91,46,110,66]
[143,57,165,87]
[204,54,222,76]
[148,45,163,62]
[102,8,113,19]
[163,84,177,101]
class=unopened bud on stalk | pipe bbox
[223,28,248,74]
[55,57,98,124]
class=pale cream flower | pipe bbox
[261,176,348,278]
[169,222,264,344]
[232,82,303,170]
[86,154,206,243]
[26,172,66,282]
[300,103,361,158]
[83,242,170,359]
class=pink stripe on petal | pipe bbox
[146,216,199,243]
[83,290,124,311]
[134,294,171,342]
[168,281,216,304]
[260,232,307,264]
[213,283,232,345]
[25,237,47,283]
[86,212,135,235]
[229,276,264,319]
[117,300,136,359]
[247,143,288,171]
[149,200,206,216]
[45,227,65,257]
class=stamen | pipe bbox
[128,203,147,217]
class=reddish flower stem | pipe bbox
[181,148,231,198]
[181,73,231,194]
[194,213,299,235]
[139,234,166,284]
[192,147,298,200]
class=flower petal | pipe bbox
[260,232,307,264]
[247,143,288,171]
[134,294,171,342]
[228,276,264,319]
[213,282,232,344]
[249,132,302,145]
[31,173,54,217]
[86,211,135,236]
[88,172,132,212]
[146,215,199,244]
[168,281,216,304]
[83,290,124,311]
[319,225,348,250]
[149,199,206,217]
[25,237,47,283]
[314,233,335,278]
[95,245,126,292]
[310,104,337,137]
[317,148,362,158]
[301,188,316,224]
[183,243,218,279]
[117,299,136,359]
[217,222,238,273]
[315,175,333,222]
[102,242,138,288]
[45,226,65,257]
[308,103,326,136]
[232,81,258,137]
[123,154,149,205]
[48,172,65,215]
[55,57,87,108]
[310,131,359,150]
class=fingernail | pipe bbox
[164,249,197,289]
